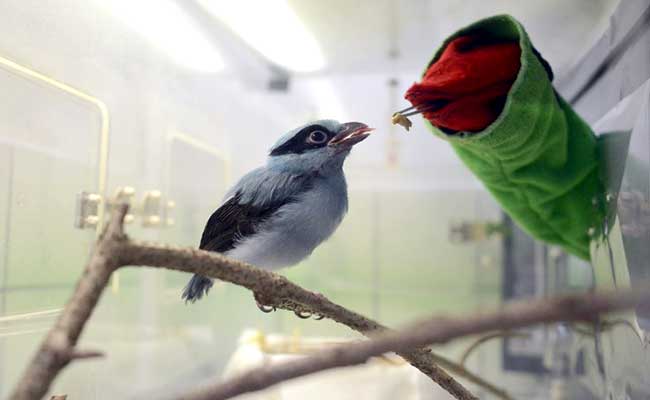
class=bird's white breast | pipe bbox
[225,175,348,269]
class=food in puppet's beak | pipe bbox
[392,35,520,133]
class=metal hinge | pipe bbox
[74,191,102,229]
[448,220,507,243]
[75,187,174,230]
[141,190,162,227]
[165,199,176,227]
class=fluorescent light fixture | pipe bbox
[200,0,325,73]
[308,78,347,121]
[98,0,225,73]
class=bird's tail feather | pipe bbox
[182,274,214,303]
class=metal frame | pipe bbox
[0,55,110,234]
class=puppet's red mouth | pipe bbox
[398,35,521,133]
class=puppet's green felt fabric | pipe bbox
[423,15,604,260]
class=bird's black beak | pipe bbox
[328,122,374,147]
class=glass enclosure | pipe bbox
[1,1,644,399]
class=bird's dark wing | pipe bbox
[199,170,316,252]
[186,171,313,302]
[187,192,277,302]
[199,192,275,252]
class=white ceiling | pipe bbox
[279,0,621,190]
[289,0,619,76]
[0,0,623,191]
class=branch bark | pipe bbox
[118,242,480,399]
[9,204,478,400]
[181,287,650,400]
[14,204,647,400]
[429,352,514,400]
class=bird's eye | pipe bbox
[307,130,328,145]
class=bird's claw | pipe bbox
[313,314,325,321]
[294,310,312,319]
[257,302,276,313]
[254,291,276,313]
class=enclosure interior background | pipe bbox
[0,1,619,399]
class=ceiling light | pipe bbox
[308,78,347,121]
[200,0,325,73]
[98,0,225,73]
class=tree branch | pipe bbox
[119,241,480,398]
[10,204,478,400]
[10,205,128,400]
[16,204,645,400]
[180,287,650,400]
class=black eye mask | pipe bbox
[270,125,333,156]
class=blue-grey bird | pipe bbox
[182,120,373,303]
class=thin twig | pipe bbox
[459,331,529,366]
[429,352,514,400]
[9,204,478,400]
[601,318,644,343]
[180,287,650,400]
[572,318,644,344]
[67,349,105,360]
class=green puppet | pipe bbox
[395,15,605,260]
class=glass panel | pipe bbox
[162,133,230,287]
[0,61,102,395]
[568,79,650,399]
[592,79,650,293]
[284,190,502,337]
[134,132,290,390]
[0,144,11,296]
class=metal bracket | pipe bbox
[165,200,176,227]
[449,220,506,243]
[142,190,162,228]
[76,187,176,230]
[74,192,102,229]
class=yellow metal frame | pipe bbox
[0,308,62,324]
[118,131,231,295]
[0,308,63,338]
[167,130,232,187]
[0,55,110,234]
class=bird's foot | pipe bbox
[257,302,276,313]
[254,292,276,313]
[293,310,326,320]
[294,310,312,319]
